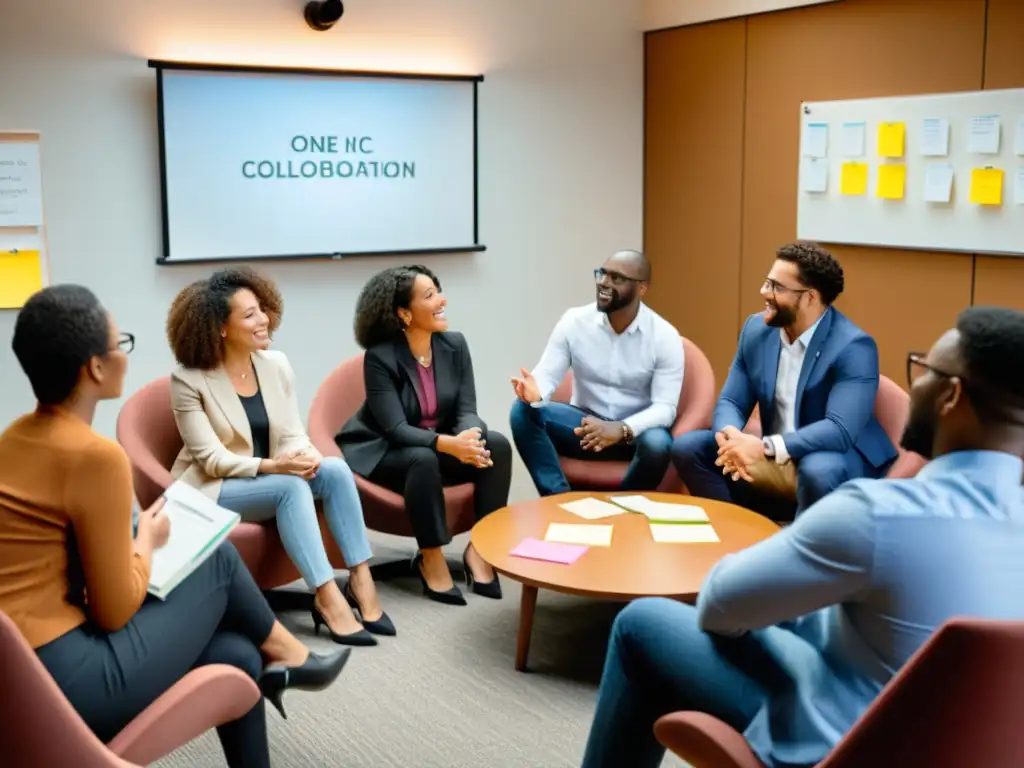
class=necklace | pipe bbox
[416,354,431,368]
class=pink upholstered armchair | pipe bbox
[1,610,259,768]
[116,377,349,590]
[742,375,925,479]
[654,618,1024,768]
[307,353,477,538]
[550,336,716,492]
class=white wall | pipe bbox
[640,0,842,30]
[0,0,642,500]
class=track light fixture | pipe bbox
[304,0,344,32]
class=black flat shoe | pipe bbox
[463,549,502,600]
[413,553,466,606]
[260,647,351,719]
[311,606,377,647]
[343,581,396,636]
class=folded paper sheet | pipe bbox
[560,497,625,520]
[545,522,613,547]
[650,524,720,544]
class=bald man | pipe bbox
[510,250,684,496]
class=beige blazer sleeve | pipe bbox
[269,351,322,462]
[169,369,262,479]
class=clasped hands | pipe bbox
[714,426,765,483]
[270,449,320,479]
[447,427,493,468]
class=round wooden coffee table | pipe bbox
[470,491,779,671]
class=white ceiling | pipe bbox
[639,0,843,31]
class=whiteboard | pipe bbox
[795,88,1024,256]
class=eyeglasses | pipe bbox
[763,277,809,296]
[594,268,644,287]
[906,352,958,388]
[114,332,135,355]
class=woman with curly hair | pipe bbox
[336,265,512,606]
[166,267,394,645]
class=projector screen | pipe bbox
[150,61,482,263]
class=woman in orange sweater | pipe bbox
[0,285,348,768]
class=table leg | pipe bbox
[515,585,539,672]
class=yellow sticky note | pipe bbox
[0,250,44,309]
[877,122,905,158]
[545,522,613,547]
[877,164,906,200]
[840,162,868,195]
[969,168,1004,205]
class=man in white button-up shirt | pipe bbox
[671,243,897,519]
[509,250,684,496]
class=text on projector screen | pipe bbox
[242,134,415,180]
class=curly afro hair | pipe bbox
[166,266,283,370]
[776,242,845,305]
[353,265,441,350]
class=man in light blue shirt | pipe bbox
[580,305,1024,768]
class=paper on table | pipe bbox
[1015,116,1024,157]
[559,497,626,520]
[800,157,828,193]
[840,162,868,195]
[609,495,709,523]
[877,122,905,158]
[923,163,954,203]
[839,121,865,157]
[510,537,587,565]
[650,524,720,544]
[968,115,1000,154]
[876,164,906,200]
[1015,167,1024,205]
[920,118,950,157]
[969,168,1004,205]
[0,249,44,309]
[545,522,613,547]
[802,122,828,158]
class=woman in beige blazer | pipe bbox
[166,267,394,646]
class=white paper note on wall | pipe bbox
[967,115,1001,154]
[921,118,950,157]
[923,163,954,203]
[802,122,828,158]
[1015,167,1024,205]
[0,142,43,227]
[1015,116,1024,157]
[839,121,866,157]
[800,157,829,192]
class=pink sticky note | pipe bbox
[510,537,588,564]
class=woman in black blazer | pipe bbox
[336,265,512,606]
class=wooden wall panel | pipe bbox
[740,0,985,383]
[972,0,1024,310]
[644,20,746,381]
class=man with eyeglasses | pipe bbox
[671,242,896,520]
[509,249,684,496]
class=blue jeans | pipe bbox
[581,598,776,768]
[509,400,673,496]
[217,456,373,590]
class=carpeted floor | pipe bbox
[154,533,686,768]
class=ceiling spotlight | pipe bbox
[304,0,344,31]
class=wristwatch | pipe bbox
[762,436,775,458]
[621,424,635,444]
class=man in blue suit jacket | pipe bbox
[671,243,897,518]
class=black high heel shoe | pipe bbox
[260,647,351,720]
[311,606,377,647]
[343,581,396,636]
[463,548,502,600]
[413,553,466,606]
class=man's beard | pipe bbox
[900,405,936,459]
[597,289,631,313]
[765,302,798,328]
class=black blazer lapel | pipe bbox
[431,335,459,419]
